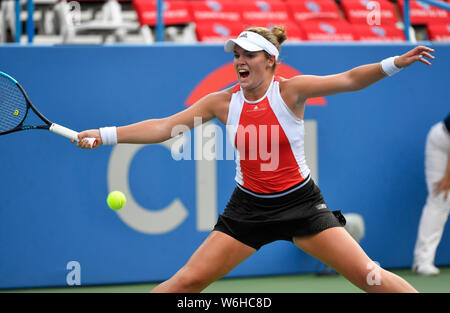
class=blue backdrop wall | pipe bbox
[0,43,449,289]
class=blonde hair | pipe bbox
[245,25,287,70]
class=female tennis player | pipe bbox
[76,26,434,293]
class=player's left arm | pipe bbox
[286,46,435,100]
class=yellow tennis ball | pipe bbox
[107,191,126,210]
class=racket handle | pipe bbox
[50,123,97,148]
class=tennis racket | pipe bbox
[0,71,96,148]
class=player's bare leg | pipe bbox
[293,227,418,293]
[151,231,256,293]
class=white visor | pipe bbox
[225,31,279,60]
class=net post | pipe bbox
[403,0,411,42]
[15,0,22,43]
[156,0,164,42]
[27,0,34,43]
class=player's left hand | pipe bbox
[395,46,435,68]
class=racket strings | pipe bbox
[0,76,27,133]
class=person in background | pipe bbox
[413,113,450,276]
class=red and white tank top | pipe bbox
[226,76,310,194]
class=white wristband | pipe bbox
[99,126,117,145]
[381,56,401,76]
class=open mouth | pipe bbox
[238,70,249,79]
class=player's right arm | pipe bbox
[117,93,218,144]
[77,90,230,148]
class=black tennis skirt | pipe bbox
[213,176,346,250]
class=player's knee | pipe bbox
[359,262,384,292]
[174,266,212,292]
[343,261,384,292]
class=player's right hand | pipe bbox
[73,129,102,149]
